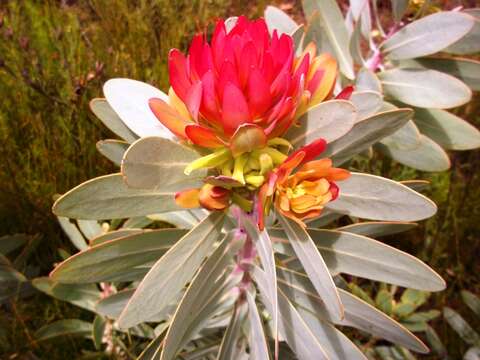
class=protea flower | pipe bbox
[148,16,337,180]
[258,139,350,229]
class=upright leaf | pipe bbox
[217,303,247,360]
[379,68,472,109]
[356,68,382,92]
[56,217,88,251]
[444,307,480,346]
[160,230,241,360]
[122,137,206,190]
[118,212,225,328]
[382,12,474,59]
[277,213,344,321]
[264,6,298,35]
[53,174,180,220]
[325,172,437,221]
[391,0,409,22]
[246,291,271,360]
[302,0,355,79]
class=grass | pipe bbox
[0,0,479,358]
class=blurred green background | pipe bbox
[0,0,478,358]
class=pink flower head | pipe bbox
[149,16,337,151]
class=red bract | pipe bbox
[149,16,337,150]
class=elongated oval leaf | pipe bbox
[379,68,472,109]
[350,91,383,122]
[246,291,271,360]
[414,108,480,150]
[325,172,437,221]
[382,12,474,60]
[391,0,408,22]
[35,319,92,341]
[56,216,88,251]
[217,303,247,360]
[253,267,330,360]
[242,215,278,357]
[337,221,417,237]
[118,212,225,329]
[53,174,180,220]
[90,229,144,246]
[377,135,451,172]
[160,230,241,360]
[302,0,354,79]
[265,6,298,35]
[356,68,382,92]
[381,120,421,151]
[402,57,480,91]
[50,229,186,283]
[103,78,174,139]
[322,109,413,165]
[33,277,101,312]
[96,139,129,166]
[277,214,344,321]
[444,307,480,346]
[90,98,138,143]
[276,266,429,353]
[122,136,204,190]
[271,229,445,291]
[446,9,480,55]
[286,100,356,146]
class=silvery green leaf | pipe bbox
[400,180,430,192]
[118,212,225,329]
[326,172,437,221]
[350,91,383,122]
[446,9,480,55]
[32,277,101,312]
[160,230,241,360]
[462,290,480,317]
[276,266,429,353]
[148,210,201,229]
[465,347,480,360]
[377,135,451,172]
[323,109,413,165]
[56,216,88,251]
[379,68,472,109]
[77,219,103,240]
[96,139,129,166]
[349,19,365,65]
[122,216,154,229]
[338,221,417,237]
[217,303,247,360]
[96,288,182,322]
[292,25,305,54]
[305,210,343,228]
[50,229,187,283]
[286,100,356,146]
[425,325,448,358]
[381,12,474,60]
[356,68,382,92]
[242,216,278,354]
[444,307,480,346]
[265,5,298,35]
[303,0,355,79]
[53,174,181,220]
[391,0,409,22]
[35,319,93,341]
[414,108,480,150]
[401,57,480,91]
[349,0,372,40]
[90,229,143,246]
[0,234,28,256]
[122,137,205,191]
[89,98,138,143]
[103,78,174,139]
[271,228,445,291]
[246,291,271,360]
[92,315,106,350]
[381,120,421,151]
[278,214,344,321]
[253,267,330,360]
